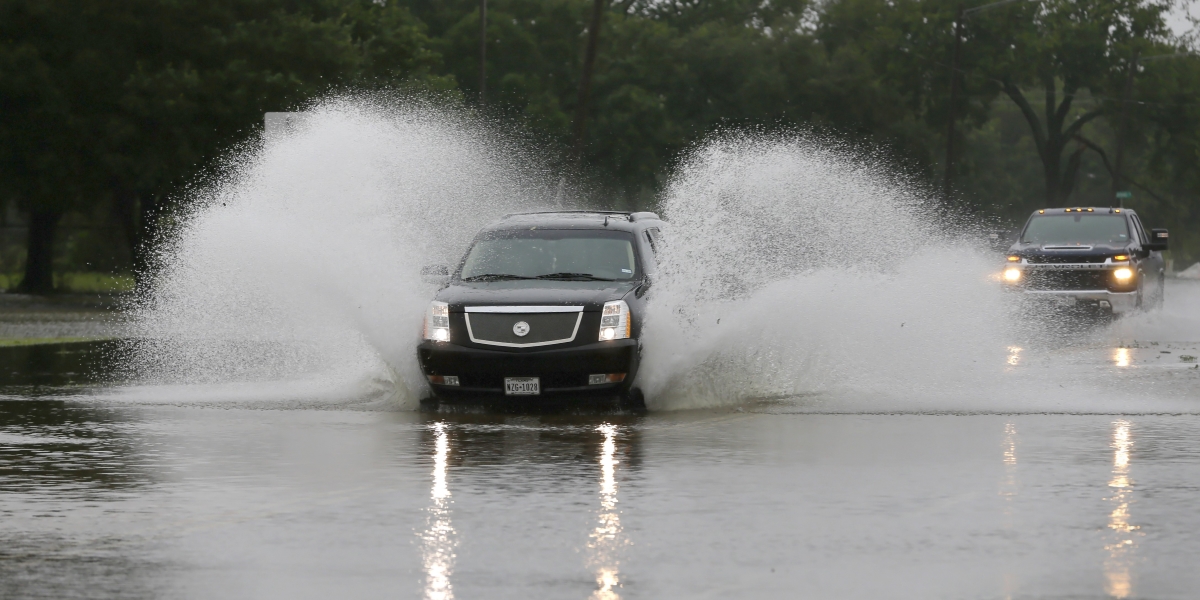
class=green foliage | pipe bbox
[2,0,1199,282]
[0,0,444,290]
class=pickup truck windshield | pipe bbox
[460,230,637,282]
[1021,215,1130,245]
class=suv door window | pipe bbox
[1130,215,1149,246]
[644,228,661,255]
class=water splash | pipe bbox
[117,95,555,408]
[109,108,1199,413]
[638,133,1200,413]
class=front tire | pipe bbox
[619,387,646,412]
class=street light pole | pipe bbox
[942,0,1027,202]
[943,3,965,202]
[479,0,487,106]
[1111,50,1138,207]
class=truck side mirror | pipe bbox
[1148,229,1169,252]
[421,264,450,285]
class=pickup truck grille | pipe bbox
[1025,255,1109,264]
[464,309,583,347]
[1024,269,1111,291]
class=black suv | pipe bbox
[416,211,663,408]
[1002,207,1169,313]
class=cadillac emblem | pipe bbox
[513,321,530,337]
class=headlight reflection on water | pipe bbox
[1105,420,1138,599]
[589,424,625,600]
[1006,346,1023,368]
[422,422,456,600]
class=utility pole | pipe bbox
[941,0,1026,201]
[479,0,487,106]
[942,3,965,202]
[1111,50,1138,207]
[572,0,607,163]
[1111,51,1196,206]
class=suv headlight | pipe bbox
[423,301,450,342]
[599,300,631,341]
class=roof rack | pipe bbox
[501,210,662,221]
[503,210,630,218]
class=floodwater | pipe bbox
[3,286,1200,599]
[4,104,1200,598]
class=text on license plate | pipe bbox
[505,377,540,395]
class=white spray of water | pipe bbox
[117,96,554,408]
[111,106,1198,413]
[639,133,1200,413]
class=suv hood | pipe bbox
[434,280,641,311]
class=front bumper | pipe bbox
[417,339,640,396]
[1020,289,1137,313]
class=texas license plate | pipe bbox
[1056,296,1078,307]
[504,377,540,395]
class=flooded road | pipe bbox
[2,275,1200,599]
[4,99,1198,599]
[3,335,1200,598]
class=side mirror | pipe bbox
[1148,229,1169,252]
[635,275,652,298]
[421,264,450,285]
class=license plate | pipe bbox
[1056,297,1078,307]
[504,377,540,396]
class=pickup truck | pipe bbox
[1001,207,1168,313]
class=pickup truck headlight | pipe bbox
[1003,267,1022,282]
[423,301,450,342]
[1113,268,1133,281]
[599,300,631,341]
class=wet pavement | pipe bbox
[2,288,1200,599]
[3,398,1200,597]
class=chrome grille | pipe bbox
[464,306,583,348]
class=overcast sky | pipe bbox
[1168,0,1197,40]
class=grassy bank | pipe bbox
[0,273,134,293]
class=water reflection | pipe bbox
[1006,346,1022,368]
[421,422,456,600]
[0,400,154,495]
[589,424,625,600]
[998,422,1020,598]
[1113,348,1131,368]
[1104,420,1138,599]
[999,422,1018,512]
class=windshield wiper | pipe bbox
[534,272,616,281]
[461,273,535,282]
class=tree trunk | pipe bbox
[571,0,608,163]
[17,207,61,294]
[1003,78,1102,207]
[113,187,140,267]
[134,195,158,291]
[113,188,158,292]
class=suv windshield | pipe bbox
[460,229,638,282]
[1021,214,1130,245]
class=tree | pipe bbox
[985,0,1172,205]
[0,0,116,292]
[0,0,444,291]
